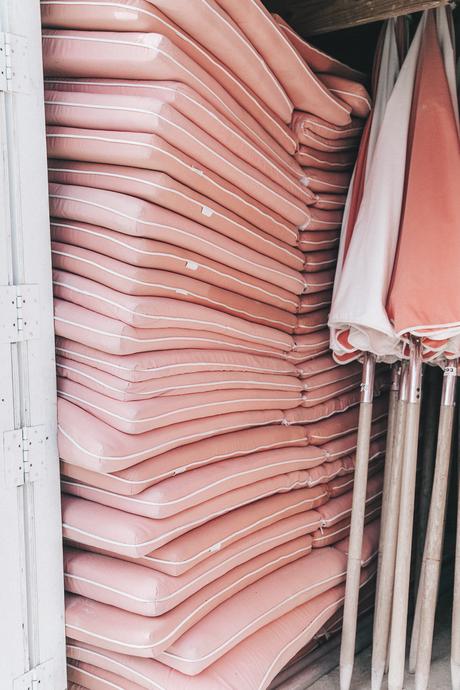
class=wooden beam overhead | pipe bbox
[289,0,450,35]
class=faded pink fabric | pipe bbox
[318,74,372,118]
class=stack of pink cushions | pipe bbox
[41,1,384,688]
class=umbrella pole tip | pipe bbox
[414,673,429,690]
[371,667,384,690]
[451,659,460,690]
[340,664,353,690]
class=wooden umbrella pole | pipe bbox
[339,351,376,690]
[414,366,441,598]
[414,362,457,690]
[452,367,460,690]
[371,362,408,690]
[377,364,401,563]
[409,366,441,674]
[388,339,423,690]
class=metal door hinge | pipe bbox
[0,285,40,343]
[0,33,29,93]
[14,659,54,689]
[3,425,49,486]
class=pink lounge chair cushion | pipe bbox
[54,300,285,359]
[157,548,347,675]
[48,182,304,270]
[125,493,322,576]
[62,483,327,558]
[61,454,333,520]
[63,444,328,518]
[55,338,298,382]
[316,473,384,528]
[297,288,333,311]
[103,510,318,583]
[42,30,295,161]
[293,113,364,141]
[305,396,388,445]
[58,397,285,473]
[296,353,339,379]
[303,168,353,194]
[66,561,376,689]
[45,77,297,177]
[61,423,308,496]
[57,377,301,434]
[64,514,317,615]
[122,0,293,123]
[302,269,336,294]
[292,112,359,149]
[57,357,302,401]
[318,74,372,119]
[50,220,300,312]
[64,537,310,657]
[52,264,297,340]
[215,0,352,126]
[284,387,361,425]
[64,532,312,619]
[314,194,347,211]
[45,89,306,204]
[296,145,356,170]
[312,504,381,548]
[272,14,367,83]
[47,123,312,227]
[295,309,329,335]
[41,9,299,168]
[303,249,338,273]
[305,207,343,231]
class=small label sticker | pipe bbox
[186,261,199,271]
[201,206,213,217]
[209,542,222,553]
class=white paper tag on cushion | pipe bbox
[201,206,213,217]
[185,261,199,271]
[209,542,222,553]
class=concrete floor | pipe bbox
[309,606,452,690]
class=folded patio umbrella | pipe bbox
[385,11,460,690]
